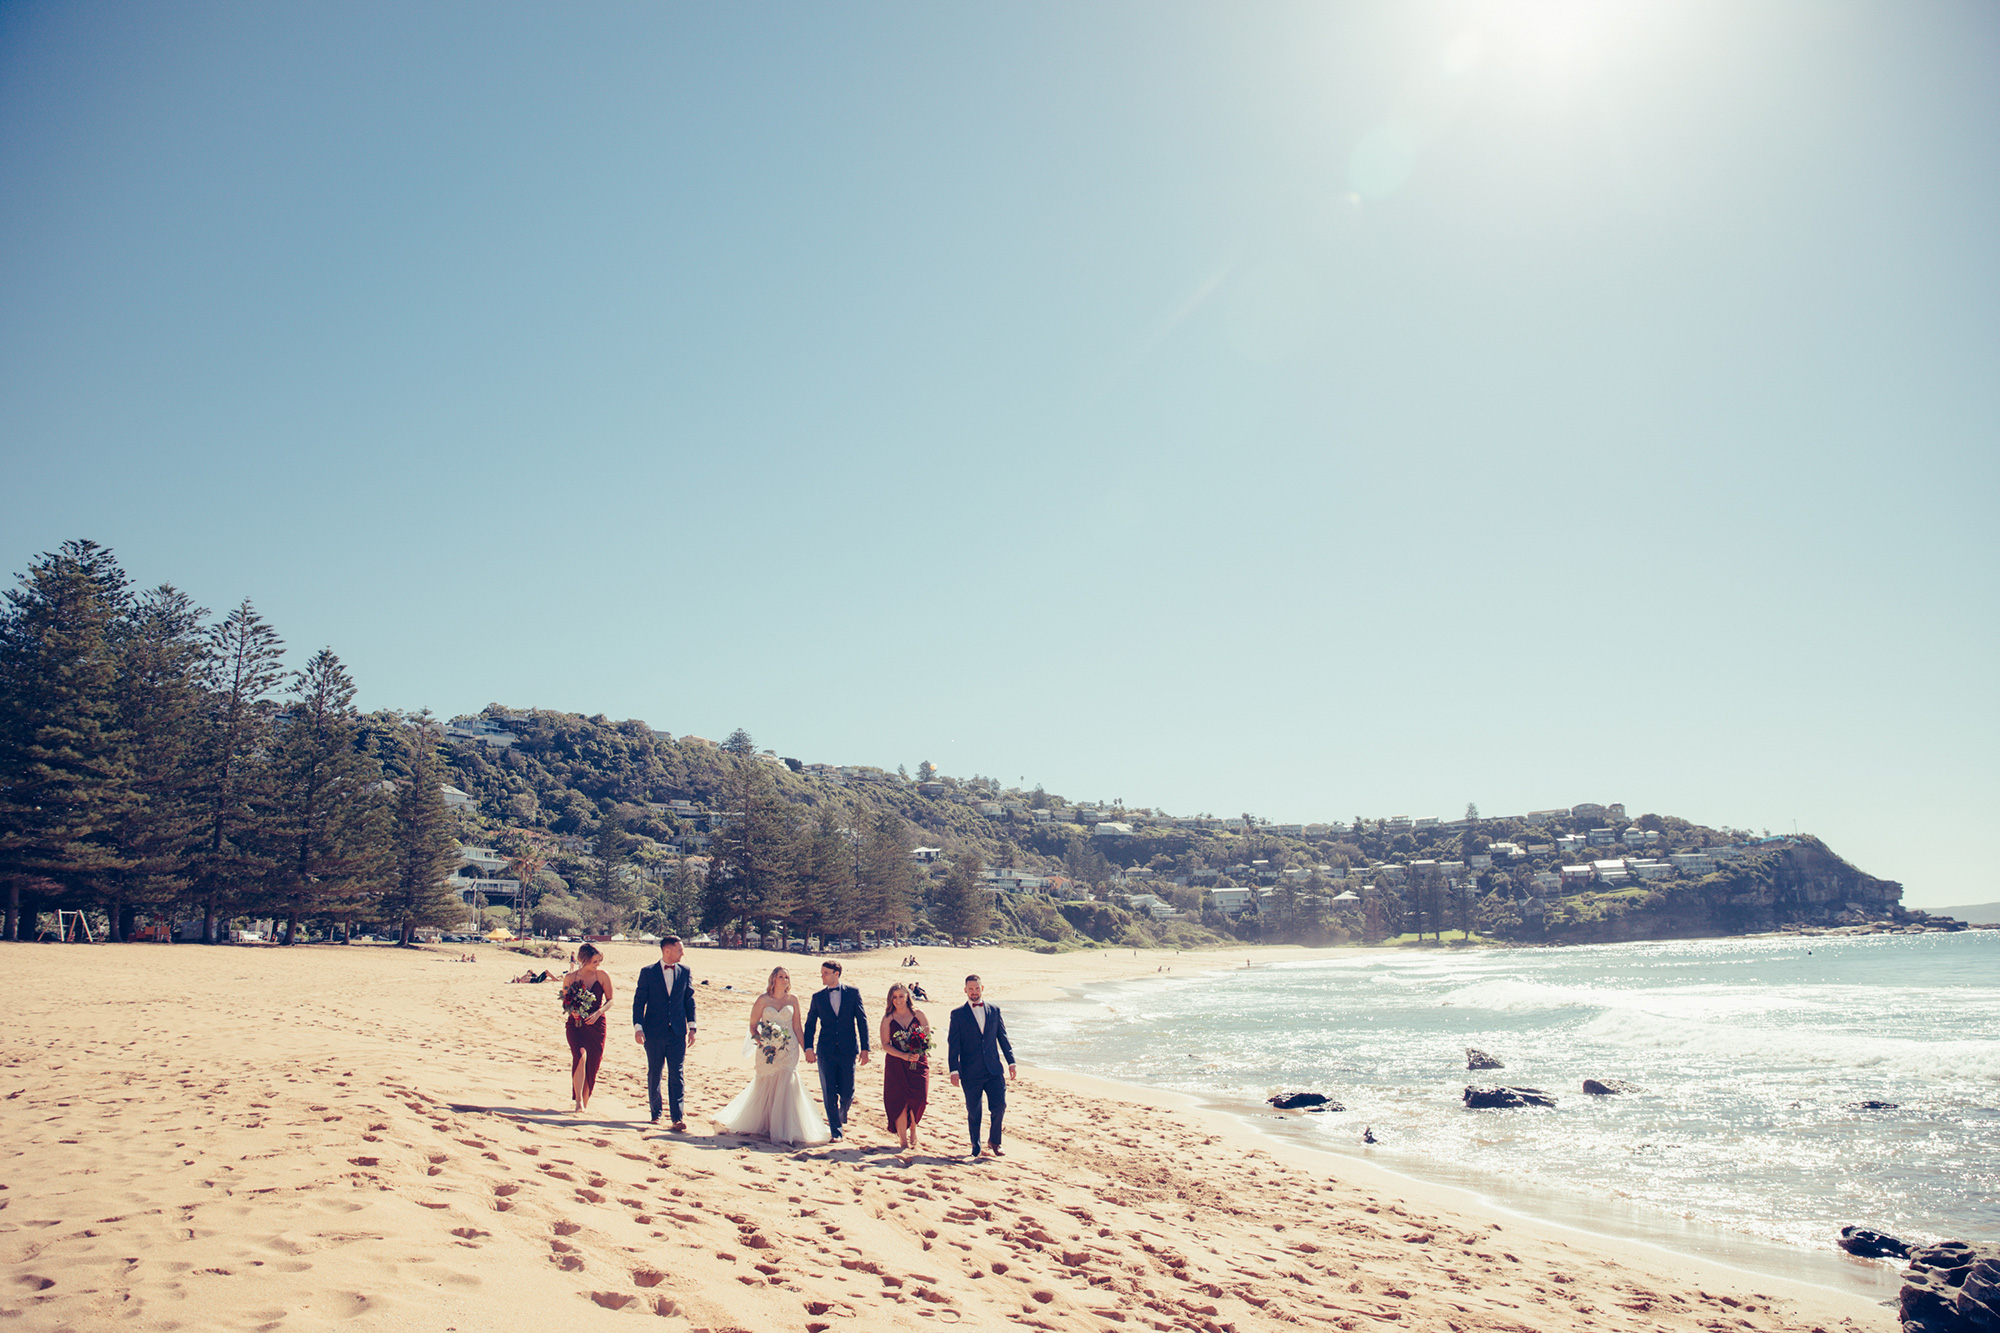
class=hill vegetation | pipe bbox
[3,539,1946,952]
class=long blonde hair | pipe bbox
[768,967,791,996]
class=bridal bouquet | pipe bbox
[560,981,600,1021]
[890,1024,933,1067]
[753,1017,790,1065]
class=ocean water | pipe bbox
[1014,931,1999,1285]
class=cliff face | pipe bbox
[1531,839,1906,945]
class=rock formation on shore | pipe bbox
[1898,1239,2000,1333]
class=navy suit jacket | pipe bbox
[946,1002,1014,1082]
[632,961,696,1046]
[803,985,869,1062]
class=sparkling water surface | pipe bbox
[1014,931,1999,1277]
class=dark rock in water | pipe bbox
[1361,1126,1377,1144]
[1466,1048,1505,1071]
[1960,1256,2000,1331]
[1838,1225,1910,1259]
[1268,1092,1342,1111]
[1582,1079,1640,1096]
[1899,1240,2000,1333]
[1848,1099,1901,1111]
[1463,1086,1556,1110]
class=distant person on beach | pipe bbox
[560,944,612,1114]
[880,982,930,1156]
[947,974,1016,1160]
[803,961,870,1142]
[632,935,697,1130]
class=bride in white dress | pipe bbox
[711,967,830,1147]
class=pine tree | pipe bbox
[190,600,285,943]
[855,810,914,938]
[932,853,990,943]
[0,541,140,939]
[794,808,855,947]
[107,585,210,940]
[268,649,390,944]
[590,813,640,928]
[702,756,795,939]
[382,715,462,943]
[723,728,755,758]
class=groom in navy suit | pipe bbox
[631,936,697,1130]
[947,974,1016,1159]
[803,960,869,1141]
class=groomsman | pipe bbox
[947,974,1016,1159]
[803,960,870,1141]
[632,935,697,1130]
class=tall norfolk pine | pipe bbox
[269,650,393,946]
[191,600,285,944]
[0,542,139,940]
[383,715,464,944]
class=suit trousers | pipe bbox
[818,1057,856,1134]
[961,1072,1006,1149]
[644,1033,685,1122]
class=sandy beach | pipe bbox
[2,940,1892,1333]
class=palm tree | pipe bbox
[506,842,549,937]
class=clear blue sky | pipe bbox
[3,2,1994,907]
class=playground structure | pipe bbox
[38,910,97,943]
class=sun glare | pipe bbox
[1466,0,1644,75]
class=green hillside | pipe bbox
[440,706,1951,950]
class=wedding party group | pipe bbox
[558,936,1019,1159]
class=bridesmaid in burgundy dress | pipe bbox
[880,982,931,1156]
[561,943,614,1113]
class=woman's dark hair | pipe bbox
[577,942,602,962]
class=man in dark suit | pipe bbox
[631,935,697,1130]
[947,973,1016,1159]
[803,960,869,1141]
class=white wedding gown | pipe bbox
[712,1001,831,1146]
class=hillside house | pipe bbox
[1532,871,1563,894]
[1092,822,1135,837]
[1561,864,1596,888]
[981,867,1050,894]
[1525,809,1568,825]
[1210,887,1254,914]
[909,846,942,864]
[440,785,475,811]
[1587,828,1616,847]
[446,717,520,747]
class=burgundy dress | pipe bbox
[883,1015,929,1130]
[565,977,608,1096]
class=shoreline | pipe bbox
[6,938,1895,1332]
[1017,984,1904,1306]
[1022,1061,1901,1314]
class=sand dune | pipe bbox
[2,940,1889,1332]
